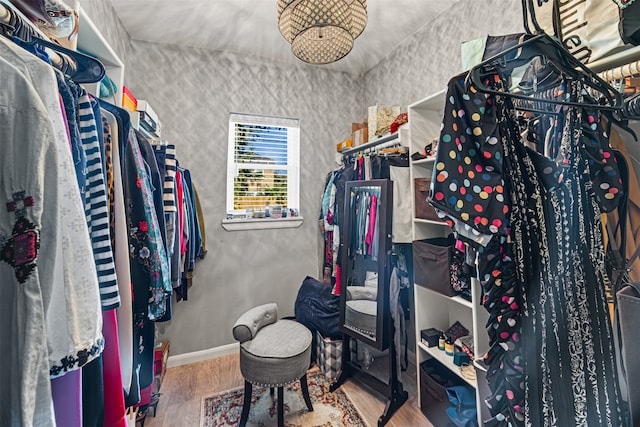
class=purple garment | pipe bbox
[51,370,82,427]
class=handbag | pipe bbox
[445,385,478,427]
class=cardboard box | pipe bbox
[351,122,368,147]
[137,100,162,137]
[122,86,137,112]
[336,139,353,152]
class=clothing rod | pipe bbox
[341,133,400,156]
[599,59,640,82]
[0,2,69,72]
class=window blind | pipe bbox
[226,114,300,214]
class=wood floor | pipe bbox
[144,353,434,427]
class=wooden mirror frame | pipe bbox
[339,179,393,351]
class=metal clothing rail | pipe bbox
[340,133,401,156]
[599,59,640,82]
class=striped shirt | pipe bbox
[161,144,177,212]
[78,92,120,310]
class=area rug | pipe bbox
[200,369,368,427]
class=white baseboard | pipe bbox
[166,343,239,368]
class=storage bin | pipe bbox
[420,358,465,425]
[414,178,444,222]
[413,236,454,296]
[316,331,342,380]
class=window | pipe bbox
[225,113,300,229]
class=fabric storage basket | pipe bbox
[316,331,342,380]
[414,178,444,222]
[413,236,454,296]
[420,358,465,426]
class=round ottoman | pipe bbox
[345,299,377,338]
[233,303,313,427]
[239,319,312,387]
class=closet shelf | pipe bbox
[418,342,477,388]
[416,285,474,309]
[411,157,436,165]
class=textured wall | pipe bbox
[80,0,132,79]
[126,41,364,355]
[80,0,526,357]
[364,0,524,110]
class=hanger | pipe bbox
[3,6,104,84]
[465,33,623,111]
[28,35,105,83]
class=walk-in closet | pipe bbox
[2,0,639,426]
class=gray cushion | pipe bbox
[345,299,377,337]
[239,319,312,386]
[232,303,278,343]
[346,286,377,301]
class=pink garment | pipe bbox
[333,264,342,296]
[51,370,82,427]
[365,194,377,255]
[102,309,127,427]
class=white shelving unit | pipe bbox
[77,6,125,107]
[0,3,124,108]
[408,89,490,427]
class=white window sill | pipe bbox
[221,217,304,231]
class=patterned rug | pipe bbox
[200,369,368,427]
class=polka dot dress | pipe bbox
[431,74,627,426]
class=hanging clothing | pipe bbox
[430,73,626,426]
[0,55,58,427]
[193,184,207,258]
[78,91,120,310]
[102,108,134,396]
[0,41,104,426]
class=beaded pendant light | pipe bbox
[278,0,367,64]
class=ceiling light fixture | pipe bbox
[277,0,367,64]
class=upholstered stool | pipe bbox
[345,286,377,338]
[232,303,313,427]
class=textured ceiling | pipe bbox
[106,0,456,75]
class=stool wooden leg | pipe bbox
[300,374,313,412]
[239,381,252,427]
[277,386,284,427]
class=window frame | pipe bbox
[223,113,302,231]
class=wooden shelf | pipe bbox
[418,342,477,388]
